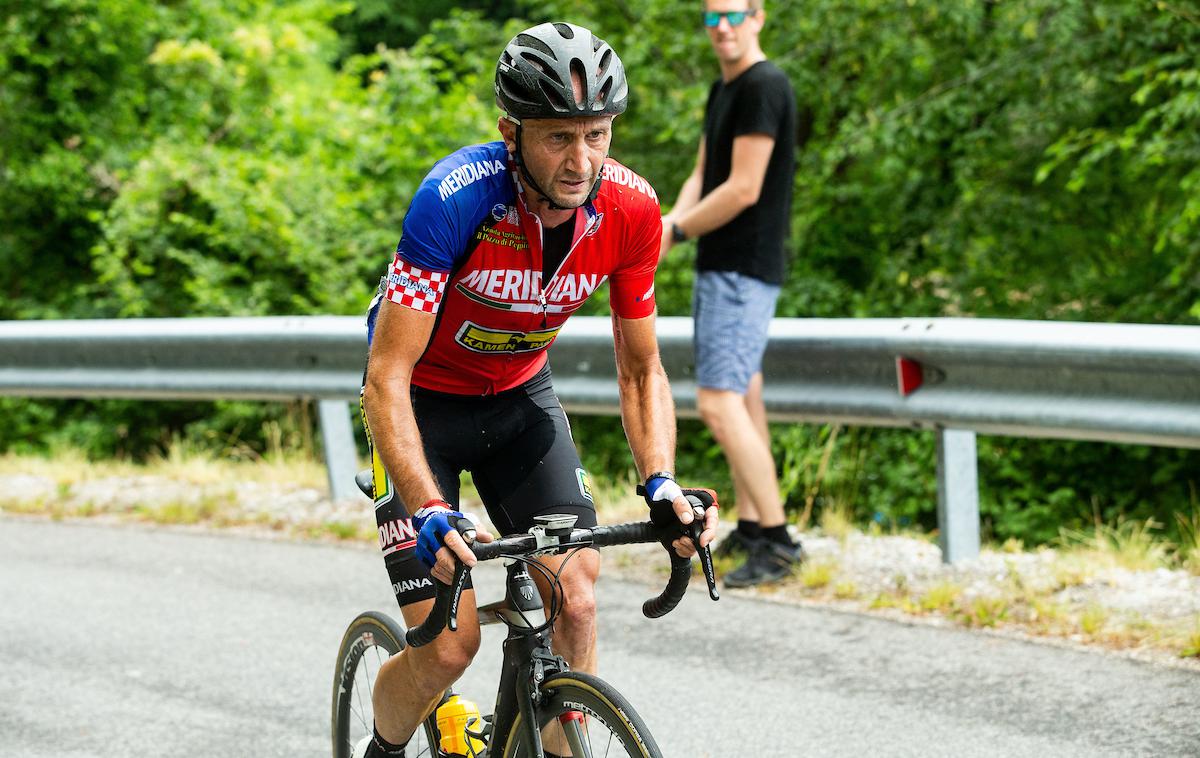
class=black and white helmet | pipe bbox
[495,22,628,120]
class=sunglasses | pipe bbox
[702,10,757,28]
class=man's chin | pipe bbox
[547,189,588,209]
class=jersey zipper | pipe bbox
[535,208,592,328]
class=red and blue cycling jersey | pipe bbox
[367,141,661,395]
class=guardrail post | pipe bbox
[317,400,358,501]
[936,428,980,563]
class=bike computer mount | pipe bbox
[529,513,577,553]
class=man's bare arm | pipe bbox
[362,298,444,512]
[612,311,676,479]
[671,133,775,239]
[612,312,718,552]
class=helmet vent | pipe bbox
[569,58,587,108]
[521,51,561,85]
[515,33,555,58]
[538,79,570,112]
[597,77,612,109]
[553,22,575,39]
[598,49,613,75]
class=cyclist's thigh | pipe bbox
[471,369,598,538]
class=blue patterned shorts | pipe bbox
[692,270,780,394]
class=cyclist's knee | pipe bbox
[410,632,479,688]
[556,553,599,628]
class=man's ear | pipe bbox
[497,116,518,152]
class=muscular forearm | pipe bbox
[618,364,677,479]
[363,371,444,514]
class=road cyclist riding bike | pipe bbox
[351,21,720,757]
[332,486,721,757]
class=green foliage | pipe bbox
[3,0,1199,545]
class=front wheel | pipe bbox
[331,611,442,757]
[499,671,662,758]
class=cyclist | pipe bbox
[357,22,719,758]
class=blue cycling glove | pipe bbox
[641,472,685,509]
[412,500,475,570]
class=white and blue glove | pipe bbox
[412,500,477,570]
[641,472,685,511]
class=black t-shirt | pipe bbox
[695,60,797,285]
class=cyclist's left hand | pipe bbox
[642,476,719,558]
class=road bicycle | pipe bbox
[332,492,718,758]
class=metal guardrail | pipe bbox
[2,316,1198,562]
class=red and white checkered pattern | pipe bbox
[385,256,448,314]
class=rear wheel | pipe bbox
[332,611,442,757]
[499,671,662,758]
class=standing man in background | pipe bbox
[660,0,799,588]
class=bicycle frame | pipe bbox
[473,560,571,758]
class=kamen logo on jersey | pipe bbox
[437,158,508,201]
[455,322,562,354]
[602,164,657,201]
[456,269,605,309]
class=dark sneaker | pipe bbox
[712,528,758,559]
[723,539,802,588]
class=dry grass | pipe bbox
[0,443,328,489]
[918,582,963,613]
[818,500,856,541]
[1056,517,1173,572]
[799,560,835,589]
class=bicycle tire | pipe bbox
[331,610,442,757]
[498,671,662,758]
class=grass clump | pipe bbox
[833,581,858,599]
[1179,619,1200,659]
[1079,604,1109,636]
[960,596,1009,628]
[818,500,856,541]
[1174,507,1200,575]
[1057,517,1172,572]
[800,560,835,590]
[919,582,963,613]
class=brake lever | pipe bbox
[444,516,476,633]
[686,503,720,602]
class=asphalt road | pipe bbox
[1,518,1197,757]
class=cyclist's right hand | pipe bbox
[412,500,494,584]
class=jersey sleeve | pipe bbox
[734,71,791,140]
[384,155,490,314]
[608,191,662,320]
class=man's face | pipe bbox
[704,0,762,65]
[504,116,614,209]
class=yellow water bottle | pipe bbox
[436,694,487,756]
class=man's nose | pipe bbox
[717,16,734,32]
[565,137,589,172]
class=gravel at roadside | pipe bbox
[3,472,1198,670]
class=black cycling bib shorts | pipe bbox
[361,365,598,607]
